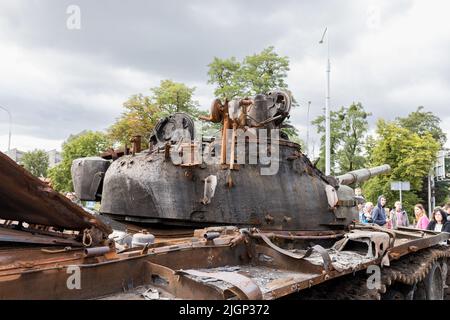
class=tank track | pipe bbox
[295,245,450,300]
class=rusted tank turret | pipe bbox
[72,91,391,231]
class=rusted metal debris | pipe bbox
[1,88,450,300]
[0,224,448,300]
[100,147,130,160]
[0,151,111,246]
[175,269,263,300]
[0,227,83,246]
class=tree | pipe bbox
[207,46,290,100]
[48,131,111,192]
[396,107,447,209]
[312,108,345,174]
[22,149,49,177]
[336,103,371,172]
[364,135,377,161]
[207,57,243,100]
[362,120,440,216]
[150,79,200,116]
[396,106,447,147]
[241,47,290,96]
[108,94,162,148]
[312,103,371,175]
[208,47,300,141]
[109,80,202,148]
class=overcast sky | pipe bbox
[0,0,449,155]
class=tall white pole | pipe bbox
[306,101,311,155]
[0,105,12,153]
[320,27,331,175]
[325,44,331,175]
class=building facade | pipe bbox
[5,148,62,168]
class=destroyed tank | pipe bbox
[2,92,450,301]
[71,91,390,231]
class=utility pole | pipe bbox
[319,27,331,175]
[306,101,311,155]
[428,172,435,219]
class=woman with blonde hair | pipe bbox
[414,204,430,230]
[359,202,374,224]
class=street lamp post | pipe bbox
[306,101,311,156]
[0,105,12,153]
[319,27,331,175]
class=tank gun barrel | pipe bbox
[336,164,391,185]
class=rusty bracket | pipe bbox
[253,229,339,272]
[335,230,391,263]
[353,224,396,248]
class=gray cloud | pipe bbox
[0,0,449,153]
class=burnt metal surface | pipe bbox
[100,141,390,231]
[100,148,130,160]
[150,112,195,147]
[1,224,448,300]
[100,142,338,230]
[175,269,263,300]
[0,227,83,246]
[71,156,110,201]
[247,91,291,128]
[76,91,391,231]
[0,151,111,236]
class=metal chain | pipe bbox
[82,229,93,247]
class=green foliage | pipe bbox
[150,79,200,116]
[22,149,49,177]
[108,80,201,148]
[207,57,243,100]
[207,46,290,100]
[207,47,301,141]
[312,103,371,174]
[336,103,371,172]
[395,107,447,210]
[362,120,440,215]
[364,135,377,161]
[108,94,162,148]
[241,47,290,96]
[396,106,447,147]
[48,131,111,192]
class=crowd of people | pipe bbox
[355,188,450,233]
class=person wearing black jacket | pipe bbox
[372,195,387,226]
[427,207,450,233]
